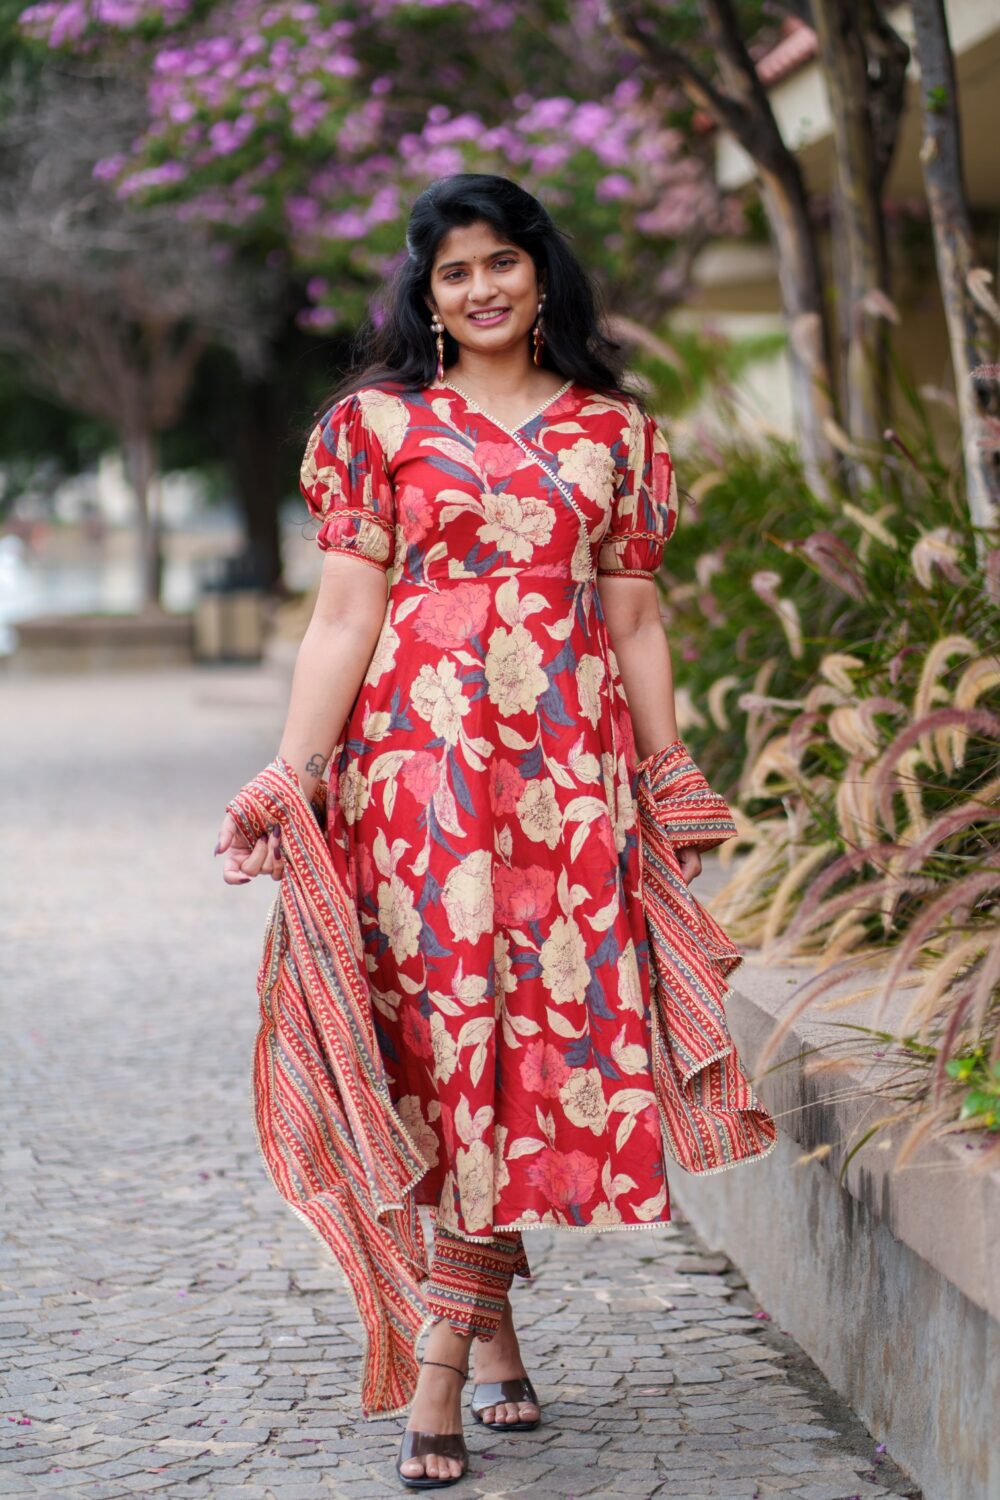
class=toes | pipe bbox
[481,1398,539,1424]
[425,1453,458,1480]
[401,1451,460,1479]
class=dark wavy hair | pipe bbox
[319,172,643,412]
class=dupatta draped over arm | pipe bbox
[226,759,432,1419]
[635,740,778,1176]
[225,741,776,1417]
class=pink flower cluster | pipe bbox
[19,0,742,327]
[21,0,191,47]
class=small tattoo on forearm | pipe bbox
[306,752,328,778]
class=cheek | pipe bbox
[516,274,541,306]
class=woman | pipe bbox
[217,173,708,1490]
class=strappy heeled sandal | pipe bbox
[396,1359,470,1491]
[470,1374,541,1432]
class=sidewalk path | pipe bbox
[0,668,921,1500]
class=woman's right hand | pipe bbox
[215,812,285,885]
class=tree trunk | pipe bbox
[606,0,839,494]
[702,0,838,494]
[909,0,1000,545]
[231,379,285,592]
[122,425,163,611]
[811,0,903,460]
[757,170,838,495]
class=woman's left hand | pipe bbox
[676,846,702,885]
[215,811,285,885]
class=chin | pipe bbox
[466,324,529,346]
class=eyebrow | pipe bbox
[435,246,521,272]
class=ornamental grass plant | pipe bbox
[650,351,1000,1171]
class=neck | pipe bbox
[447,345,539,395]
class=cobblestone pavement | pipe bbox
[1,668,922,1500]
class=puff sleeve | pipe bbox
[300,390,397,574]
[597,402,678,580]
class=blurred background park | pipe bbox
[1,5,998,1496]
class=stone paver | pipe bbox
[0,668,922,1500]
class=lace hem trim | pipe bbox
[429,1211,673,1240]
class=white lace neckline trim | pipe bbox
[442,377,574,437]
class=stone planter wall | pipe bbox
[670,871,998,1500]
[9,613,194,672]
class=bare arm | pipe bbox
[216,553,389,884]
[598,573,702,884]
[598,574,678,756]
[276,553,389,802]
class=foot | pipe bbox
[400,1322,471,1484]
[472,1296,540,1426]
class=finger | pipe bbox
[242,836,270,877]
[222,846,249,880]
[215,811,239,856]
[259,827,282,875]
[223,861,253,885]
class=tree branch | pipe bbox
[605,0,754,140]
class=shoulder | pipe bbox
[612,394,671,460]
[574,385,650,438]
[313,382,414,462]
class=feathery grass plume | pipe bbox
[652,369,999,1158]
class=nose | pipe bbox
[465,267,502,303]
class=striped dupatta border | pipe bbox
[636,741,778,1175]
[227,759,433,1418]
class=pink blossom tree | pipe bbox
[18,0,740,333]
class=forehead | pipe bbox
[432,220,517,266]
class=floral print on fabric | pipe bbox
[300,378,678,1239]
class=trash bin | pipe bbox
[194,551,266,663]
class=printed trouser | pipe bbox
[425,1223,532,1342]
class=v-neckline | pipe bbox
[441,377,575,438]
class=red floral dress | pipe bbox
[300,377,679,1241]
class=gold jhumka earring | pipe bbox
[532,292,546,366]
[430,311,445,381]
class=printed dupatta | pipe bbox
[227,760,431,1419]
[226,742,776,1419]
[636,740,778,1176]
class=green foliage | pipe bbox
[0,356,113,519]
[652,375,985,790]
[640,349,1000,1160]
[948,1047,1000,1131]
[629,325,788,422]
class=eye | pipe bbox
[441,256,517,281]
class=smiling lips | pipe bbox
[467,308,510,324]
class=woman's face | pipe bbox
[427,220,544,361]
